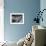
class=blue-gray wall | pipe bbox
[4,0,40,42]
[40,0,46,27]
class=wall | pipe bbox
[40,0,46,45]
[40,0,46,27]
[4,0,40,42]
[0,0,4,42]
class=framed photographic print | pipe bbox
[10,13,24,24]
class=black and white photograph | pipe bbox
[10,13,24,24]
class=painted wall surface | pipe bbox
[40,0,46,27]
[4,0,40,42]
